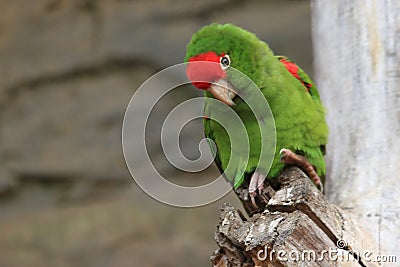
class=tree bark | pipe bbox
[211,168,377,267]
[311,0,400,260]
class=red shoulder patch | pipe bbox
[279,58,311,93]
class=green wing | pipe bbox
[276,55,327,155]
[203,116,223,174]
[274,55,328,171]
[203,101,249,188]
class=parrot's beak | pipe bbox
[208,79,237,106]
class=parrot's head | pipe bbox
[185,23,271,106]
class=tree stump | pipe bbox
[211,167,378,267]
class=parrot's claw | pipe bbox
[257,176,265,195]
[249,171,267,209]
[258,184,264,196]
[250,192,258,209]
[319,182,324,194]
[280,148,324,193]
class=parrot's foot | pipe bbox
[248,171,267,208]
[279,148,324,193]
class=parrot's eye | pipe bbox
[220,55,230,69]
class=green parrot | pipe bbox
[184,23,328,207]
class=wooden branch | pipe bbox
[211,167,379,267]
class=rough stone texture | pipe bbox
[0,0,311,95]
[0,184,237,267]
[2,66,151,181]
[0,0,313,266]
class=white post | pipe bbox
[311,0,400,259]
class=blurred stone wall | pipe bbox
[0,0,312,266]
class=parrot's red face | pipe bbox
[187,51,237,106]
